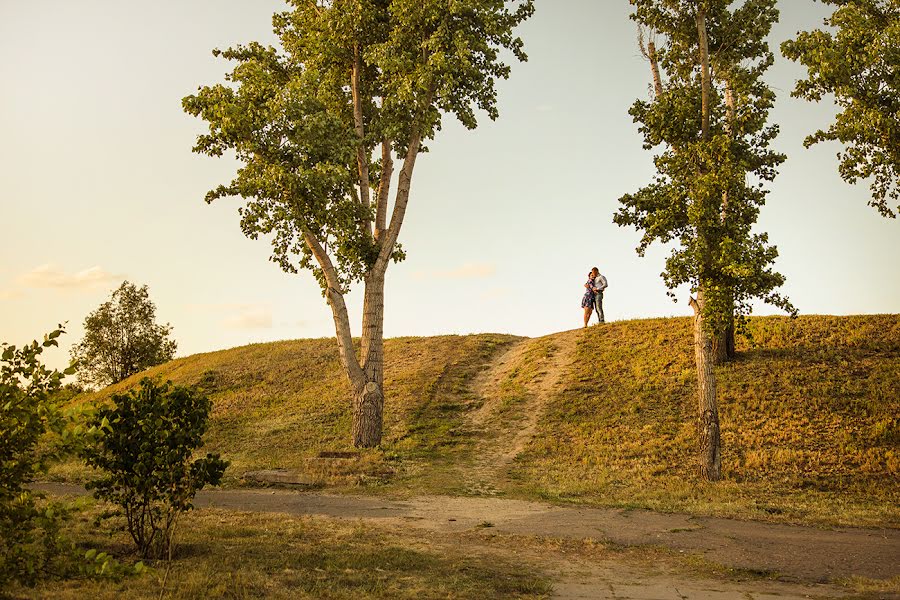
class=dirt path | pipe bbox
[36,482,900,592]
[464,330,580,495]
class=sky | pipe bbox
[1,0,898,371]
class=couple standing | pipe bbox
[581,267,608,327]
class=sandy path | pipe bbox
[464,330,581,495]
[35,482,900,588]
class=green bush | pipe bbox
[82,379,228,559]
[0,329,75,587]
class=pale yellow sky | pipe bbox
[2,0,898,370]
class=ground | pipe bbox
[27,317,900,598]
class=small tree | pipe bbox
[0,328,75,587]
[71,281,177,388]
[782,0,900,218]
[183,0,534,448]
[81,379,227,560]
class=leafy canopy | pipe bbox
[71,281,176,388]
[782,0,900,218]
[183,0,534,292]
[616,0,794,331]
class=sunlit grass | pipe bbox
[510,315,900,527]
[50,315,900,527]
[9,501,551,599]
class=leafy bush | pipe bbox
[0,329,75,587]
[81,379,228,559]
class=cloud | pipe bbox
[223,306,273,329]
[536,104,554,112]
[186,302,274,330]
[18,264,120,290]
[414,263,497,280]
[0,289,24,301]
[479,287,509,301]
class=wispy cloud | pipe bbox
[18,264,120,290]
[479,287,509,301]
[0,289,24,301]
[414,263,497,280]
[223,307,273,330]
[186,302,274,330]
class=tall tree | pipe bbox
[71,281,176,388]
[617,0,794,480]
[183,0,533,447]
[782,0,900,218]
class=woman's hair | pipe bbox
[590,267,599,274]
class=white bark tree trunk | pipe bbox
[690,291,722,481]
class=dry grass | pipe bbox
[50,315,900,527]
[51,334,519,492]
[7,500,550,599]
[510,315,900,527]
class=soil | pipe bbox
[35,481,899,599]
[464,331,580,495]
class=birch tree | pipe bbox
[183,0,533,447]
[616,0,794,480]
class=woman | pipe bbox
[581,267,600,327]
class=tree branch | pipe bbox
[300,226,365,387]
[374,138,393,240]
[351,43,372,232]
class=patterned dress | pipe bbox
[581,278,595,308]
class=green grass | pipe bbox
[52,334,520,493]
[8,501,550,599]
[51,315,900,527]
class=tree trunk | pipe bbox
[712,82,737,365]
[690,290,722,482]
[354,272,386,448]
[696,8,711,140]
[351,379,384,448]
[712,315,735,365]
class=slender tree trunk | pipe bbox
[690,290,722,481]
[648,40,664,98]
[354,271,386,447]
[696,8,711,140]
[713,82,737,364]
[712,314,735,364]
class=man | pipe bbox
[592,267,608,324]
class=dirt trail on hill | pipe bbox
[36,482,900,592]
[464,330,581,495]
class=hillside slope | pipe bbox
[60,315,899,527]
[510,315,899,526]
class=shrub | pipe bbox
[0,329,75,587]
[81,379,228,559]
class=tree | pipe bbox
[616,0,794,480]
[782,0,900,218]
[183,0,534,447]
[71,281,177,388]
[81,379,227,559]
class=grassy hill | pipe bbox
[55,314,900,528]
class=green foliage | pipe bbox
[616,0,794,331]
[71,281,177,388]
[782,0,900,218]
[0,328,76,587]
[81,379,228,559]
[182,0,533,293]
